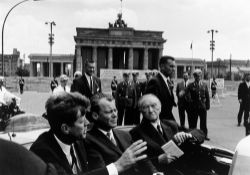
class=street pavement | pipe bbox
[14,90,246,151]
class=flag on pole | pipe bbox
[190,42,193,50]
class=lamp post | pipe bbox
[1,0,40,76]
[207,29,218,78]
[45,21,56,77]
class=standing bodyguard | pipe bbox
[71,60,102,99]
[237,73,250,127]
[176,72,191,128]
[145,55,177,121]
[116,73,134,125]
[185,69,210,140]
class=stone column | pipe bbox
[40,62,43,77]
[128,48,133,69]
[61,62,64,75]
[92,46,98,75]
[184,65,186,72]
[143,48,148,69]
[76,46,82,72]
[30,62,33,77]
[108,47,113,69]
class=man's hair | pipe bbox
[159,55,175,66]
[90,93,114,114]
[45,92,90,134]
[84,59,95,67]
[138,94,161,111]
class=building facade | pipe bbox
[29,54,74,77]
[175,57,206,79]
[0,48,20,76]
[74,13,166,76]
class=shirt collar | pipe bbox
[150,120,162,131]
[54,134,71,157]
[159,72,169,87]
[98,128,113,137]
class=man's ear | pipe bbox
[61,124,70,135]
[92,112,99,121]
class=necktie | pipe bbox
[107,132,116,146]
[167,79,173,96]
[90,76,93,93]
[157,125,163,136]
[70,145,79,174]
[64,87,66,91]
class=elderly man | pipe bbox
[30,92,147,175]
[185,69,210,140]
[71,60,102,99]
[85,93,152,175]
[130,94,205,174]
[145,56,177,121]
[53,74,70,95]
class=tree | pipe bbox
[15,67,29,77]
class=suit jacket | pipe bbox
[71,74,102,99]
[185,81,210,111]
[176,80,189,106]
[238,81,250,106]
[0,138,57,175]
[85,127,132,170]
[30,130,108,175]
[145,73,176,120]
[130,119,205,173]
[85,126,153,175]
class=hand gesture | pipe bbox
[114,140,147,173]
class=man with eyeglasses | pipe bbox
[130,94,205,175]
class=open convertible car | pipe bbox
[0,115,234,175]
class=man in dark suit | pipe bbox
[145,55,176,121]
[71,60,102,99]
[141,72,152,95]
[237,73,250,127]
[130,94,205,174]
[0,138,57,175]
[131,72,142,124]
[85,93,151,175]
[176,72,191,128]
[185,69,210,140]
[116,73,135,125]
[30,92,147,175]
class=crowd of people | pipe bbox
[1,55,238,175]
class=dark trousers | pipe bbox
[20,85,24,94]
[177,103,191,128]
[237,102,249,126]
[189,108,208,136]
[131,107,140,125]
[117,105,125,125]
[124,107,134,125]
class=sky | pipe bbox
[1,0,250,63]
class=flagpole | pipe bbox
[191,41,194,75]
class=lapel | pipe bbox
[74,140,88,172]
[112,129,130,152]
[47,131,72,173]
[161,122,175,142]
[82,75,92,94]
[140,120,166,147]
[91,127,123,155]
[157,74,172,97]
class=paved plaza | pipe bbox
[14,90,245,151]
